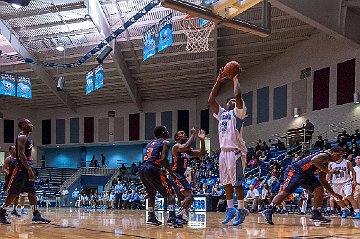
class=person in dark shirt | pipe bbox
[303,119,315,142]
[101,154,106,168]
[352,129,360,141]
[313,136,324,149]
[338,130,351,142]
[262,146,344,225]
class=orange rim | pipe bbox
[180,14,215,31]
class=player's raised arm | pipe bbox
[173,128,196,154]
[190,129,206,158]
[233,74,244,110]
[208,67,226,115]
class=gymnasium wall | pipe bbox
[206,33,360,147]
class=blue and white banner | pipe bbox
[158,13,173,52]
[0,73,16,97]
[86,70,95,95]
[16,75,32,99]
[95,65,104,90]
[143,25,156,61]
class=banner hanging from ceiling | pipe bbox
[143,25,156,61]
[158,13,173,52]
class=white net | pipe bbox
[181,17,215,53]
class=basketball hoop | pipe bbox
[180,15,215,53]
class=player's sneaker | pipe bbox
[262,208,274,225]
[352,212,360,219]
[167,217,183,228]
[176,215,188,225]
[310,210,331,223]
[221,208,237,224]
[147,214,162,226]
[32,210,51,224]
[0,208,10,224]
[233,208,249,226]
[21,208,28,215]
[11,209,21,217]
[341,209,350,219]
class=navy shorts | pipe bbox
[5,162,35,195]
[139,163,174,198]
[171,172,191,199]
[282,166,321,194]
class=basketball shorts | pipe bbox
[219,150,245,186]
[282,166,321,194]
[331,181,353,197]
[139,163,174,198]
[170,172,191,199]
[5,163,36,195]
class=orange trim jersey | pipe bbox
[143,138,164,166]
[292,152,330,175]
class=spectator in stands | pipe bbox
[120,164,127,177]
[108,191,115,209]
[349,143,360,157]
[313,136,324,149]
[62,187,69,206]
[338,130,351,142]
[259,151,268,163]
[131,162,137,175]
[248,155,259,169]
[322,138,332,150]
[122,191,130,209]
[199,184,210,195]
[212,182,224,196]
[244,185,260,213]
[255,141,262,152]
[253,177,261,189]
[90,155,96,167]
[72,188,80,207]
[352,129,360,141]
[55,190,61,207]
[303,119,314,142]
[101,154,106,168]
[338,137,349,151]
[129,190,140,209]
[276,139,286,151]
[245,175,255,189]
[261,141,270,152]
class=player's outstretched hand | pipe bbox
[216,67,227,83]
[190,127,196,135]
[332,193,343,201]
[198,129,206,140]
[329,170,340,175]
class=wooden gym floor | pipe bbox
[2,208,360,239]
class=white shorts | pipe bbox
[332,181,353,197]
[219,150,245,186]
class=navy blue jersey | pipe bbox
[143,139,164,166]
[15,133,33,166]
[292,152,329,175]
[172,149,192,174]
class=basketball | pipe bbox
[223,61,241,79]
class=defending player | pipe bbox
[327,155,360,219]
[262,147,345,225]
[0,119,50,224]
[172,128,206,223]
[208,67,249,226]
[139,125,183,228]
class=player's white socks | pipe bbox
[21,206,25,210]
[355,209,360,213]
[341,207,346,211]
[227,199,234,208]
[237,200,244,209]
[13,205,17,210]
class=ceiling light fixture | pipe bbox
[56,43,65,52]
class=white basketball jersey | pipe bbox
[329,159,352,184]
[214,105,247,151]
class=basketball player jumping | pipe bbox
[3,146,27,217]
[262,146,344,225]
[1,119,50,224]
[172,129,206,223]
[139,126,183,228]
[327,155,360,219]
[208,67,249,226]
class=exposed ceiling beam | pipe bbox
[85,0,142,110]
[0,19,77,112]
[13,18,87,31]
[1,2,85,21]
